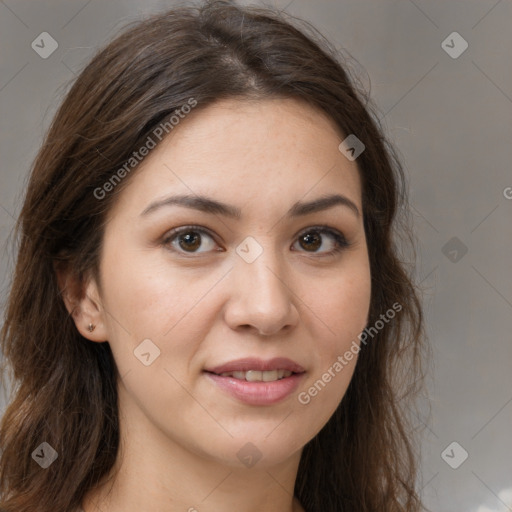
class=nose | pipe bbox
[223,245,300,337]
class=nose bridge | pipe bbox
[237,234,290,303]
[226,234,298,335]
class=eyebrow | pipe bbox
[140,192,360,219]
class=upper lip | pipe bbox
[205,357,306,375]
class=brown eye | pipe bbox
[162,225,350,258]
[293,227,350,256]
[163,226,218,254]
[298,231,322,252]
[177,231,202,252]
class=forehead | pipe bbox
[108,97,362,219]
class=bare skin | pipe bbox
[60,97,371,512]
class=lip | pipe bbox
[205,357,306,375]
[203,357,306,406]
[205,372,305,405]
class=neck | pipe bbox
[82,447,305,512]
[81,384,305,512]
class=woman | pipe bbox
[0,1,428,511]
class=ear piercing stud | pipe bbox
[87,323,95,332]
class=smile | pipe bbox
[216,369,294,381]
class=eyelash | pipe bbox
[161,224,351,258]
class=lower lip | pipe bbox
[204,371,305,405]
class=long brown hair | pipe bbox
[0,1,429,511]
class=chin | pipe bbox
[204,431,305,470]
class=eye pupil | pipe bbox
[179,232,201,251]
[300,231,321,252]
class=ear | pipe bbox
[54,261,108,342]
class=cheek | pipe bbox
[99,245,225,382]
[100,244,200,334]
[309,260,371,346]
[294,267,370,437]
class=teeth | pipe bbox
[218,369,293,381]
[246,370,263,382]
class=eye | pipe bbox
[162,225,351,257]
[292,226,350,257]
[162,225,219,255]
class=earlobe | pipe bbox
[53,261,108,342]
[74,284,109,342]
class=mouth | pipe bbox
[205,368,297,382]
[203,357,306,405]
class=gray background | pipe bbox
[1,1,511,511]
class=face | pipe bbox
[82,97,371,469]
